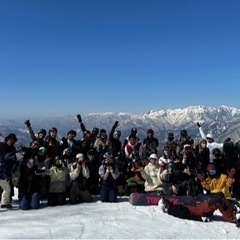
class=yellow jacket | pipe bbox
[201,174,234,199]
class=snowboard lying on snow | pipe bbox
[129,192,197,206]
[129,192,240,208]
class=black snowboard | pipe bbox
[129,192,197,206]
[223,140,235,161]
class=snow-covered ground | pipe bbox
[1,191,240,239]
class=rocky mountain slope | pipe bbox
[0,105,240,147]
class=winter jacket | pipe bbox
[18,163,41,195]
[70,165,90,190]
[94,137,112,154]
[45,166,69,193]
[0,142,18,180]
[198,127,223,162]
[143,137,159,159]
[125,141,142,159]
[60,137,80,159]
[194,143,210,175]
[109,126,122,158]
[201,174,234,198]
[141,162,172,193]
[99,163,119,188]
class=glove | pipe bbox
[24,120,31,127]
[4,151,16,161]
[35,169,45,175]
[113,121,119,128]
[228,168,236,178]
[224,137,231,143]
[197,122,201,128]
[76,114,82,123]
[197,174,204,182]
[109,166,113,173]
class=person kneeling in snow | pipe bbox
[17,156,42,210]
[99,152,119,202]
[159,192,240,227]
[69,153,92,204]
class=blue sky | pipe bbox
[1,0,240,119]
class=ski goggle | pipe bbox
[209,169,216,175]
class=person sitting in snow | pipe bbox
[140,153,173,194]
[197,163,235,199]
[125,151,145,196]
[170,146,198,197]
[24,119,47,147]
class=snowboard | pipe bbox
[129,192,197,206]
[223,141,235,161]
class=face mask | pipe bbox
[55,164,62,168]
[168,137,174,141]
[214,153,221,158]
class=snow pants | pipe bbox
[19,193,41,210]
[0,179,11,205]
[100,184,117,203]
[70,182,92,204]
[186,192,235,222]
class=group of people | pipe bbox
[0,115,240,226]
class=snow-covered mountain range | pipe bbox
[1,105,240,147]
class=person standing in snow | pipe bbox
[142,129,159,161]
[0,133,19,209]
[124,135,142,160]
[44,128,61,168]
[176,130,194,156]
[109,121,122,158]
[123,128,141,149]
[197,122,224,163]
[24,119,47,147]
[164,132,178,153]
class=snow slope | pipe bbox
[0,193,240,239]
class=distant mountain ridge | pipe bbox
[0,105,240,147]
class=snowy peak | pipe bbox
[0,105,240,145]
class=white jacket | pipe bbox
[198,127,223,163]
